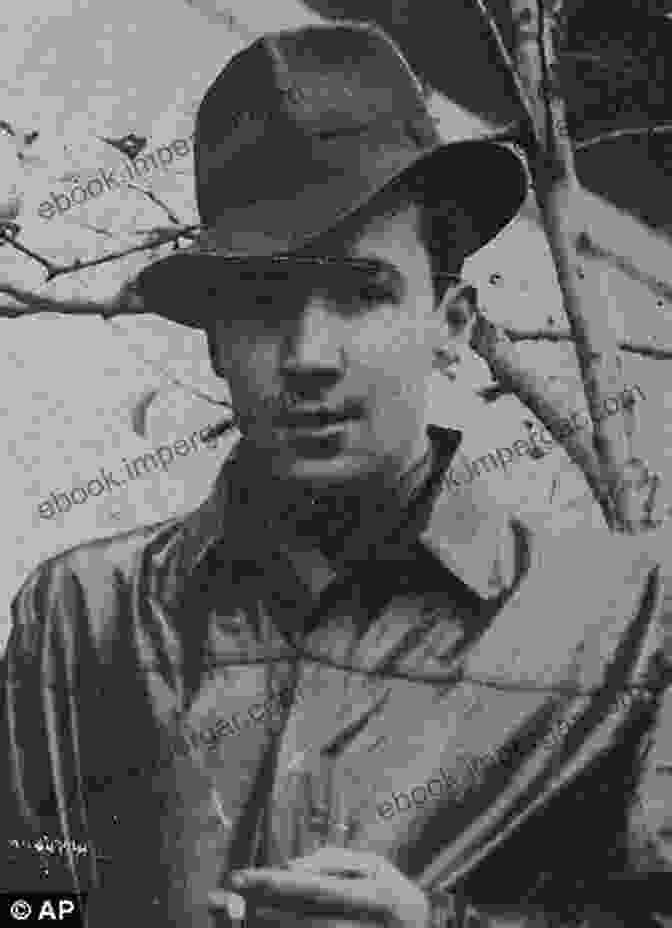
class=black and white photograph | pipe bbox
[0,2,671,926]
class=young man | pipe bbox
[1,22,670,928]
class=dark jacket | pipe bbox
[2,427,671,927]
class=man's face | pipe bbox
[205,200,461,487]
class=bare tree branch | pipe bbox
[474,0,642,531]
[576,232,672,304]
[77,222,117,238]
[575,122,672,150]
[472,2,535,128]
[469,306,607,503]
[501,328,672,359]
[103,318,233,412]
[0,230,58,275]
[0,282,117,315]
[484,119,672,154]
[0,223,200,298]
[125,182,184,226]
[469,307,670,535]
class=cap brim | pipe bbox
[137,140,527,327]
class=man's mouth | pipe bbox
[276,401,363,431]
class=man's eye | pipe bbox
[357,282,401,306]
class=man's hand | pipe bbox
[209,848,431,928]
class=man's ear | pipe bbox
[441,283,477,343]
[432,284,478,380]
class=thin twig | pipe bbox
[472,1,534,126]
[576,233,672,304]
[77,222,116,238]
[0,223,200,286]
[125,182,183,225]
[575,122,672,151]
[0,231,57,274]
[103,317,233,410]
[502,328,672,359]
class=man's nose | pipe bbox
[279,295,346,383]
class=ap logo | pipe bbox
[7,896,81,923]
[36,900,76,920]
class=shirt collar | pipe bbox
[179,425,520,601]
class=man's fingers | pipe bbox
[207,891,246,923]
[288,861,368,879]
[233,867,359,893]
[227,867,387,918]
[287,847,381,878]
[216,853,430,928]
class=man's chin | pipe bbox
[270,450,379,487]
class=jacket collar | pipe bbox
[179,425,523,601]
